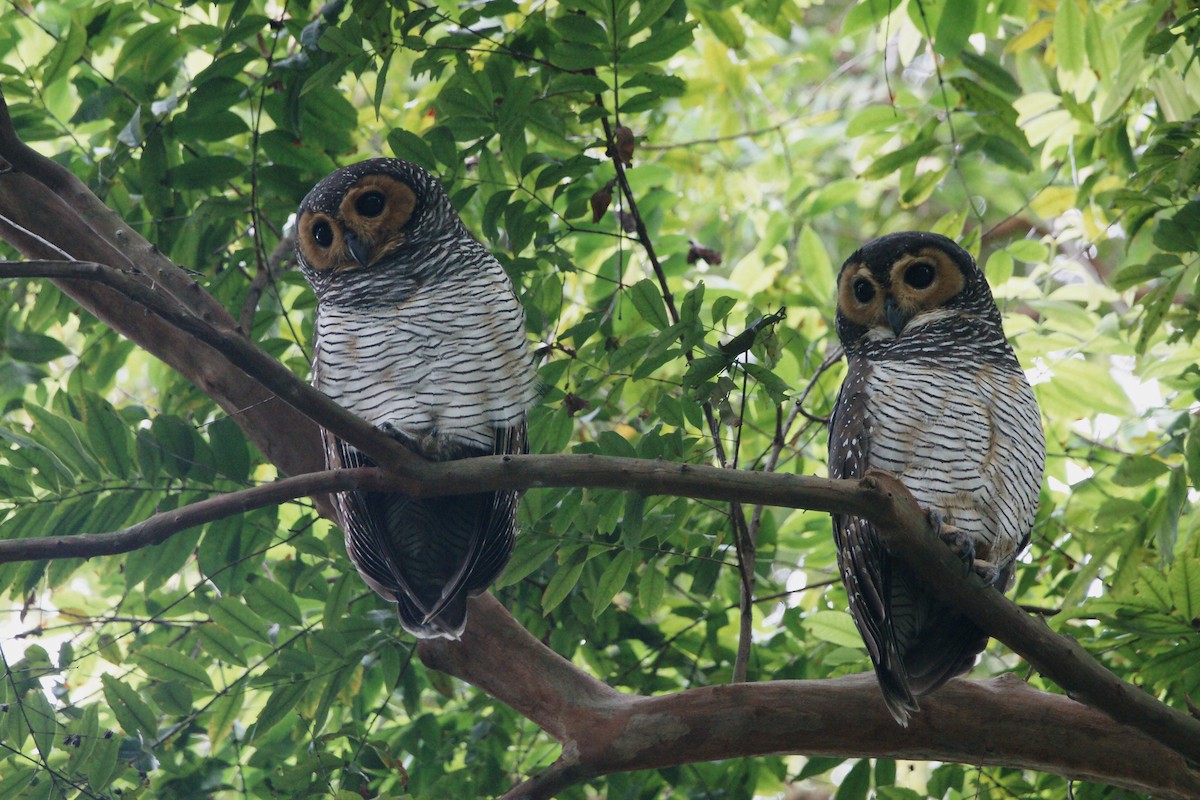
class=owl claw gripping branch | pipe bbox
[295,158,537,640]
[828,232,1046,726]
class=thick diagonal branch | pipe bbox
[862,469,1200,767]
[424,596,1200,800]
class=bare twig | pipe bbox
[239,227,295,334]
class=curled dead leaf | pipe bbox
[615,125,635,166]
[590,178,616,223]
[687,242,723,265]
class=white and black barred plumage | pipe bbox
[828,231,1044,725]
[295,158,536,639]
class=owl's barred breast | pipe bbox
[864,357,1043,565]
[313,264,536,454]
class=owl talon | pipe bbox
[380,422,419,449]
[928,509,976,565]
[972,559,1002,586]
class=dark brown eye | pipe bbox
[904,261,936,289]
[853,278,875,304]
[355,191,386,217]
[312,221,334,248]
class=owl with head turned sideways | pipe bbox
[827,231,1045,725]
[294,157,537,640]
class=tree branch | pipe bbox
[424,596,1200,800]
[0,456,869,562]
[861,469,1200,768]
[0,468,374,564]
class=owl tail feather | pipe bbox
[396,592,468,641]
[874,657,920,727]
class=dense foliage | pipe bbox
[1,0,1198,797]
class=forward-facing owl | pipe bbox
[295,158,537,639]
[827,231,1045,725]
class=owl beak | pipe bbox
[885,296,909,336]
[344,231,373,268]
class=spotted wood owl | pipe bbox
[827,231,1045,725]
[295,158,537,639]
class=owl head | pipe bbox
[295,158,464,285]
[833,231,1003,353]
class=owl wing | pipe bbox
[828,360,921,723]
[326,419,526,640]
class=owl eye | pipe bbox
[904,261,936,289]
[853,278,875,304]
[355,191,386,218]
[312,221,334,248]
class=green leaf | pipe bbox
[210,598,271,643]
[24,404,100,480]
[101,674,158,738]
[711,296,737,325]
[597,429,638,459]
[1152,468,1189,564]
[81,393,133,477]
[196,624,248,667]
[40,19,87,88]
[5,329,70,363]
[862,137,940,180]
[743,362,790,404]
[244,577,303,626]
[150,681,194,716]
[1054,0,1086,75]
[1186,422,1200,492]
[552,13,610,45]
[166,156,246,189]
[132,644,214,690]
[542,550,587,614]
[207,685,244,747]
[1136,270,1185,355]
[25,689,55,763]
[496,535,560,589]
[694,8,745,49]
[837,758,871,800]
[1168,556,1200,620]
[252,680,309,739]
[959,51,1021,95]
[933,0,975,57]
[1111,455,1170,487]
[638,561,666,615]
[622,493,645,549]
[627,0,678,36]
[387,128,438,171]
[620,23,696,65]
[592,549,636,618]
[85,727,121,790]
[628,278,670,330]
[803,609,863,649]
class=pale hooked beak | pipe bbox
[885,296,909,337]
[345,231,372,267]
